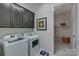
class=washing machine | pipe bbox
[3,34,28,56]
[24,33,40,56]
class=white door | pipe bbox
[70,4,77,49]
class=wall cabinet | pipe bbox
[23,9,34,28]
[27,11,34,28]
[12,4,23,28]
[0,3,11,27]
[0,3,34,28]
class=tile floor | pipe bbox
[54,40,76,56]
[35,48,52,56]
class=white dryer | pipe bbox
[24,33,40,56]
[3,34,28,56]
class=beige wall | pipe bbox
[34,4,54,55]
[0,28,33,40]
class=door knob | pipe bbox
[73,35,75,37]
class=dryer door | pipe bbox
[32,39,39,48]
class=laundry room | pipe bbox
[0,3,78,56]
[0,3,54,56]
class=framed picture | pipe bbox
[36,17,47,30]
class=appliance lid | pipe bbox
[4,38,28,47]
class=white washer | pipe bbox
[24,33,40,56]
[3,34,28,56]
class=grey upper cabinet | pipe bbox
[0,3,11,27]
[22,9,28,28]
[28,11,34,28]
[23,9,34,28]
[0,3,34,28]
[12,4,23,28]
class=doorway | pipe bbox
[54,3,77,56]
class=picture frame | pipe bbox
[36,17,47,30]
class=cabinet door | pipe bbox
[12,4,23,28]
[0,3,11,27]
[23,9,29,28]
[28,11,34,28]
[23,9,34,28]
